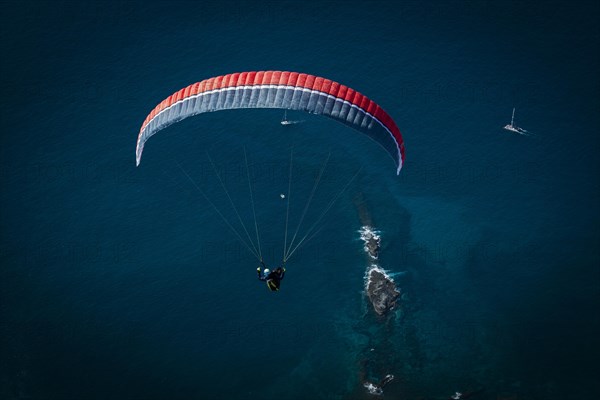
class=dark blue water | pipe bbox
[1,1,599,399]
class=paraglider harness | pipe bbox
[257,260,286,292]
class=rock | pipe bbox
[363,374,395,396]
[359,226,381,260]
[366,236,380,259]
[366,269,400,315]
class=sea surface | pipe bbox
[1,1,599,399]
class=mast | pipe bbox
[511,108,515,126]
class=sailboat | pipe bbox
[503,108,520,133]
[280,110,304,126]
[503,108,528,134]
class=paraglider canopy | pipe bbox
[135,71,405,174]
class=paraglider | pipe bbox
[257,261,286,292]
[136,71,405,174]
[135,71,405,283]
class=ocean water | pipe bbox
[1,1,599,399]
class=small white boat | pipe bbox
[280,110,304,126]
[503,108,528,134]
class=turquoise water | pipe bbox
[1,1,599,399]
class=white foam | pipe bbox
[363,382,383,396]
[358,225,381,240]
